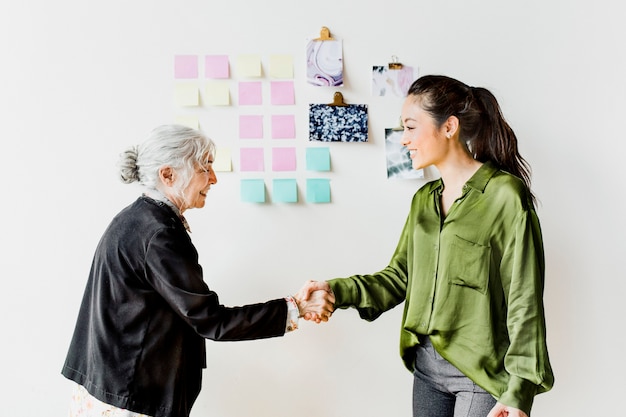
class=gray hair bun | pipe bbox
[118,145,140,184]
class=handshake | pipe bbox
[293,280,335,323]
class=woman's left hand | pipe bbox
[487,402,529,417]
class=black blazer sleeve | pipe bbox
[143,222,287,341]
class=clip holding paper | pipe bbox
[391,117,404,131]
[314,26,334,41]
[328,91,348,107]
[389,55,403,70]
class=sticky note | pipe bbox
[205,55,229,79]
[241,179,266,203]
[270,81,295,105]
[306,178,331,203]
[272,147,296,171]
[306,147,331,171]
[213,148,232,172]
[272,179,298,203]
[174,83,199,106]
[271,115,295,139]
[237,54,262,77]
[205,82,230,106]
[238,81,263,105]
[174,55,198,79]
[269,55,293,78]
[240,148,264,171]
[239,115,263,139]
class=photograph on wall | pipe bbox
[309,103,368,142]
[372,65,416,97]
[384,128,424,179]
[306,39,343,87]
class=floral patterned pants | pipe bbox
[69,383,152,417]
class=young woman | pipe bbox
[302,75,554,417]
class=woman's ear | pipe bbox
[444,115,459,139]
[158,166,176,187]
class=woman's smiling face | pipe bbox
[181,159,217,211]
[400,96,449,171]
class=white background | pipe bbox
[1,1,624,416]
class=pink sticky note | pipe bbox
[271,115,296,139]
[240,148,264,171]
[205,55,229,79]
[238,81,263,105]
[239,115,263,139]
[174,55,198,79]
[272,147,296,171]
[270,81,295,105]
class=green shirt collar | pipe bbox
[429,161,498,195]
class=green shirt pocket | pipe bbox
[448,235,491,294]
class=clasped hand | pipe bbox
[294,280,335,323]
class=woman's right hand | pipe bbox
[294,280,335,323]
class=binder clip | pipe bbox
[392,117,404,131]
[314,26,334,41]
[328,91,348,107]
[389,55,403,70]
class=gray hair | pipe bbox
[118,124,216,194]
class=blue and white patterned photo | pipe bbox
[308,103,368,142]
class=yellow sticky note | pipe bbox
[213,148,232,172]
[237,54,262,77]
[205,82,230,106]
[269,54,293,78]
[174,115,199,129]
[174,83,199,106]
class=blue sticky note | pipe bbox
[306,179,331,203]
[272,179,298,203]
[240,179,266,203]
[306,147,331,171]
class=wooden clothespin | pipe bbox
[314,26,334,41]
[328,91,348,107]
[389,55,403,70]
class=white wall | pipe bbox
[1,1,624,416]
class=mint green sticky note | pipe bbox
[306,147,331,171]
[240,179,266,203]
[272,179,298,203]
[306,178,331,203]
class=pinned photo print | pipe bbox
[385,128,424,179]
[306,39,343,87]
[372,65,416,97]
[309,103,368,142]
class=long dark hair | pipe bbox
[407,75,535,203]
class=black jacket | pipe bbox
[62,196,287,417]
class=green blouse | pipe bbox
[328,162,554,414]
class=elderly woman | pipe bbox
[62,125,334,417]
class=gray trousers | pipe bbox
[413,337,496,417]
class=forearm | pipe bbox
[328,266,406,321]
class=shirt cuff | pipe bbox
[284,296,299,333]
